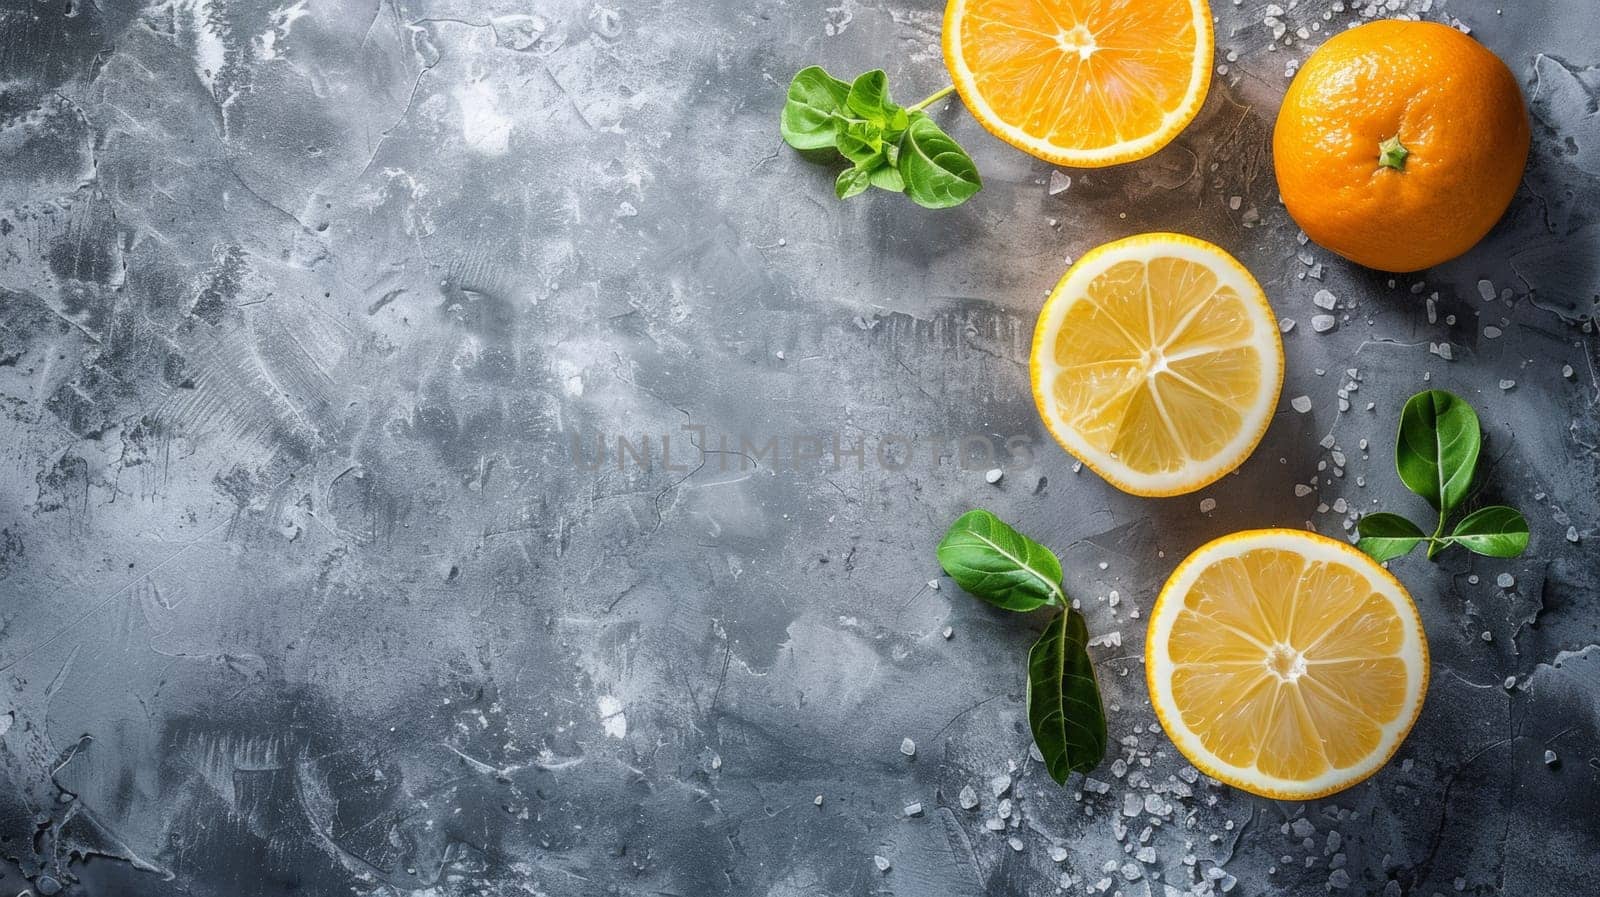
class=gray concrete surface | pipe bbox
[0,0,1596,894]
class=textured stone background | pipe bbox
[0,0,1596,894]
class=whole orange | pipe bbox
[1273,21,1529,273]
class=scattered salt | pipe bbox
[1291,395,1313,413]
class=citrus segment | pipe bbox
[1147,530,1429,799]
[1028,234,1283,497]
[943,0,1214,166]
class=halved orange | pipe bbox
[1146,530,1430,799]
[1029,234,1283,497]
[943,0,1214,166]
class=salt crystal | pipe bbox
[1291,818,1316,838]
[943,626,954,639]
[874,855,891,872]
[1567,526,1580,543]
[1504,676,1517,689]
[1544,749,1559,767]
[1499,379,1515,390]
[1484,326,1502,338]
[985,817,1005,831]
[1562,364,1575,379]
[900,737,916,757]
[1291,395,1313,413]
[1329,869,1352,889]
[985,467,1004,484]
[1109,590,1121,607]
[904,802,923,817]
[1200,498,1217,513]
[928,579,940,590]
[1312,314,1337,332]
[1477,279,1496,301]
[959,785,979,809]
[1121,861,1143,881]
[1295,484,1314,497]
[1049,171,1073,195]
[1280,318,1296,333]
[1497,573,1515,589]
[1313,289,1337,310]
[1008,836,1024,852]
[1123,793,1141,817]
[998,798,1013,819]
[1051,845,1069,862]
[1136,846,1157,863]
[815,794,824,805]
[991,775,1012,797]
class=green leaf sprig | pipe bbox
[937,510,1106,782]
[780,66,981,209]
[1356,390,1530,562]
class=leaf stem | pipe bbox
[908,84,956,112]
[1426,514,1448,560]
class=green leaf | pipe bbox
[1449,506,1530,558]
[836,119,888,166]
[1395,390,1481,515]
[1356,513,1427,562]
[780,65,851,150]
[936,509,1064,611]
[868,163,904,192]
[1027,609,1107,783]
[835,166,872,199]
[898,114,982,209]
[844,69,908,130]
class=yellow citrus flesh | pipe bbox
[943,0,1214,166]
[1146,530,1430,799]
[1028,234,1283,497]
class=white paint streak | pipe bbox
[597,694,627,738]
[454,80,512,155]
[257,0,311,61]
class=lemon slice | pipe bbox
[943,0,1214,167]
[1146,529,1430,799]
[1028,233,1283,497]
